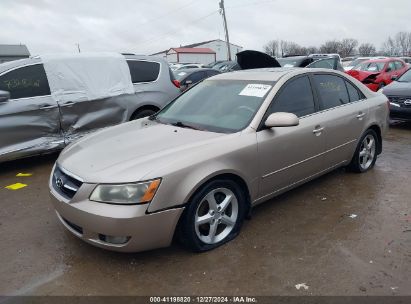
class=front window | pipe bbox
[353,61,385,72]
[154,80,274,133]
[397,69,411,82]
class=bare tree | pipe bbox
[395,32,411,56]
[320,40,341,54]
[306,46,319,54]
[381,36,399,56]
[280,40,305,56]
[263,40,279,57]
[358,43,376,56]
[339,38,358,58]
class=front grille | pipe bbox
[52,166,83,199]
[388,96,411,108]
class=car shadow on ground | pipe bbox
[389,120,411,130]
[0,152,60,174]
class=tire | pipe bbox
[348,129,379,173]
[177,179,247,252]
[130,108,157,120]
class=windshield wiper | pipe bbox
[171,121,201,130]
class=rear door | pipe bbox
[256,75,326,198]
[0,63,62,160]
[311,73,368,168]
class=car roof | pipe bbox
[209,67,300,81]
[0,57,41,74]
[175,68,218,74]
[209,67,351,82]
[365,58,392,63]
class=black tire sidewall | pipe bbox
[178,179,247,252]
[131,109,156,120]
[350,129,379,173]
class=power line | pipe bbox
[136,10,219,49]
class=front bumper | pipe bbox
[49,181,184,253]
[389,105,411,121]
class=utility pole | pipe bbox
[219,0,231,61]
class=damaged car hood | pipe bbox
[347,69,380,81]
[236,50,281,70]
[57,119,226,183]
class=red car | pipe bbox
[346,58,408,91]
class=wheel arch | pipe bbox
[130,104,160,120]
[366,124,382,154]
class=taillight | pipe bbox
[172,80,180,88]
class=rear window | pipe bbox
[127,60,160,83]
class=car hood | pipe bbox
[57,119,226,183]
[236,50,281,70]
[347,69,380,81]
[382,81,411,96]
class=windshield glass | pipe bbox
[348,58,368,67]
[353,61,385,72]
[277,57,304,67]
[155,80,274,133]
[398,69,411,82]
[174,71,188,81]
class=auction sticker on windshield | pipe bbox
[239,84,272,97]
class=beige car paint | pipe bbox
[49,68,389,252]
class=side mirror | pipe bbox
[265,112,299,128]
[0,90,10,103]
[385,67,391,72]
[391,75,398,81]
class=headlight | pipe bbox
[90,179,161,204]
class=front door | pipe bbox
[257,75,326,199]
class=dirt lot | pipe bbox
[0,123,410,296]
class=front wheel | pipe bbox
[348,129,378,173]
[177,179,246,252]
[130,108,157,120]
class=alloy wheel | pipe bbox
[194,188,239,244]
[359,134,376,170]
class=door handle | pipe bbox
[356,112,366,119]
[313,126,324,135]
[62,101,75,106]
[39,104,56,110]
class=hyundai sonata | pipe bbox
[49,68,389,252]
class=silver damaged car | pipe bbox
[49,68,389,252]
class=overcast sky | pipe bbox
[1,0,411,56]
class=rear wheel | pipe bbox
[178,179,246,252]
[348,129,378,173]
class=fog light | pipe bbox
[99,234,130,245]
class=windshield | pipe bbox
[348,58,368,67]
[155,80,274,133]
[277,57,304,67]
[174,71,189,81]
[353,61,385,72]
[398,69,411,82]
